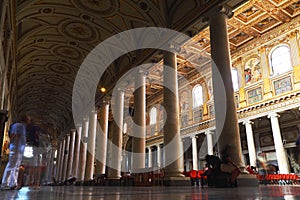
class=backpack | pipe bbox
[27,125,40,147]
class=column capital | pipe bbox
[75,123,82,128]
[71,129,76,133]
[242,119,253,125]
[258,45,267,54]
[203,5,234,22]
[268,113,280,119]
[91,109,98,114]
[205,130,214,135]
[83,117,89,122]
[101,99,110,105]
[117,87,126,93]
[190,134,198,139]
[232,57,242,67]
[288,30,298,40]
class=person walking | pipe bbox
[1,115,31,190]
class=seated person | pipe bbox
[204,154,221,186]
[220,145,240,187]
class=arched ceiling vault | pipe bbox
[18,0,297,138]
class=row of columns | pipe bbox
[52,6,245,181]
[54,104,109,182]
[244,113,290,174]
[46,107,293,182]
[185,112,290,174]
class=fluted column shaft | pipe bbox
[243,120,257,167]
[132,70,146,170]
[206,131,214,155]
[268,113,289,174]
[191,136,198,170]
[56,142,63,181]
[85,110,98,181]
[58,139,66,182]
[66,129,76,177]
[209,6,243,167]
[73,124,82,178]
[62,134,70,181]
[78,118,89,182]
[107,90,124,179]
[95,102,109,175]
[163,51,184,177]
[157,144,161,167]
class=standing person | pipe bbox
[1,115,31,190]
[256,151,268,185]
[26,124,41,189]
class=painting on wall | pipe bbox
[244,57,262,84]
[282,128,298,143]
[273,76,292,95]
[247,87,262,104]
[193,109,203,122]
[259,134,274,147]
[180,91,189,113]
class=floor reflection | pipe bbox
[1,185,300,200]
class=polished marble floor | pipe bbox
[1,185,300,200]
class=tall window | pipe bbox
[193,85,203,108]
[231,68,239,91]
[149,107,157,125]
[270,45,292,76]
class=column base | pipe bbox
[163,176,190,186]
[236,173,259,187]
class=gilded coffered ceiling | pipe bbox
[14,0,300,136]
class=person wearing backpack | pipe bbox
[1,115,31,190]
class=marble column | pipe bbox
[73,124,82,178]
[208,6,243,167]
[157,144,161,167]
[191,135,198,170]
[163,50,184,177]
[206,131,214,155]
[95,101,109,175]
[132,70,146,170]
[243,120,257,167]
[107,89,124,179]
[148,147,152,167]
[58,139,66,182]
[56,141,63,181]
[268,113,289,174]
[45,148,55,182]
[77,118,89,182]
[62,134,70,181]
[84,110,97,181]
[66,129,76,178]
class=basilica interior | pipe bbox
[1,0,300,198]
